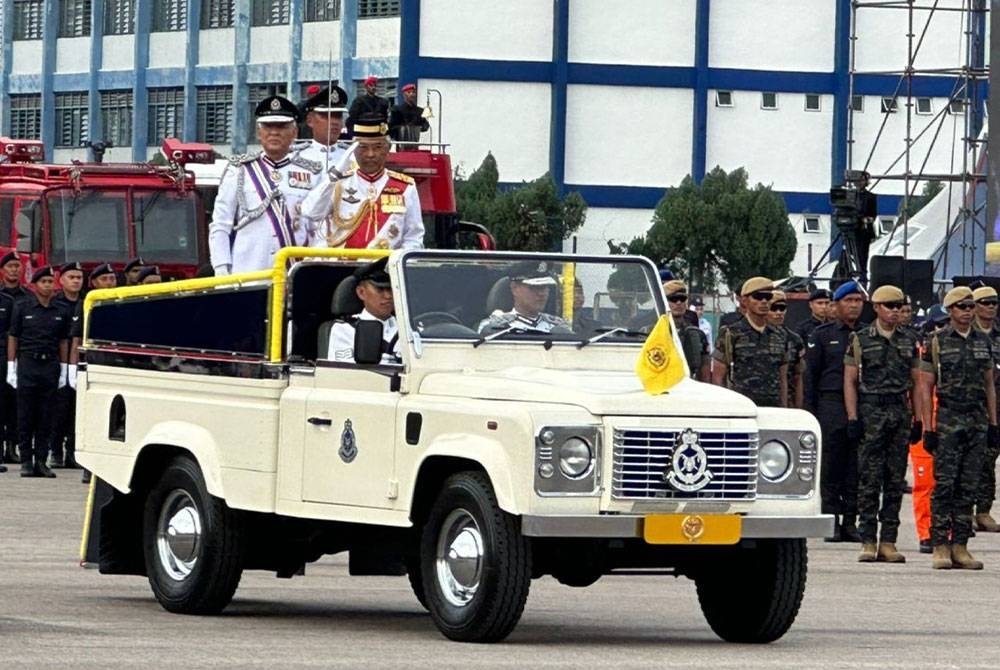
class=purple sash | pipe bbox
[245,158,297,249]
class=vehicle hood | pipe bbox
[418,367,759,417]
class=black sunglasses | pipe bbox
[977,299,999,307]
[880,302,905,310]
[769,304,787,312]
[952,302,976,311]
[667,294,688,303]
[749,291,774,302]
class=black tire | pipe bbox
[420,471,531,642]
[142,456,245,615]
[695,538,807,643]
[404,554,428,610]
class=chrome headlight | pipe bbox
[759,439,792,482]
[535,425,601,495]
[559,437,593,479]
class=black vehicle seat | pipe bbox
[317,277,362,359]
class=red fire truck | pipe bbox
[0,137,214,280]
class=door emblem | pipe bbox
[664,428,713,492]
[339,419,357,463]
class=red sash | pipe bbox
[342,174,409,249]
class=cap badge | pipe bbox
[537,262,547,273]
[270,98,281,111]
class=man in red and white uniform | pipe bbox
[300,114,424,250]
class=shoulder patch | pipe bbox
[291,154,323,174]
[386,169,415,185]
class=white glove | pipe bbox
[213,264,231,277]
[68,363,78,390]
[58,363,68,389]
[329,143,358,180]
[6,362,16,389]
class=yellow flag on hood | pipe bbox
[635,315,687,395]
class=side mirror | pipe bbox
[353,320,384,365]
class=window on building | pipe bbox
[915,97,932,115]
[147,88,185,145]
[55,92,90,148]
[9,95,42,139]
[59,0,92,37]
[358,0,399,17]
[804,94,821,112]
[305,0,340,21]
[760,92,777,110]
[714,90,733,108]
[803,216,821,234]
[879,217,895,235]
[252,0,290,25]
[948,98,965,114]
[881,97,898,114]
[101,90,133,147]
[197,86,233,145]
[248,84,288,142]
[153,0,187,31]
[13,0,44,40]
[850,95,864,112]
[201,0,234,27]
[105,0,136,34]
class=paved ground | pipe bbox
[3,473,1000,669]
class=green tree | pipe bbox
[455,153,587,251]
[621,167,796,292]
[901,180,943,219]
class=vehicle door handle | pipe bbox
[307,416,332,426]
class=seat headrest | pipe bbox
[331,276,363,315]
[485,277,513,314]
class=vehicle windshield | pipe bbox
[134,190,200,263]
[402,254,662,344]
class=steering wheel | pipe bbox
[414,311,464,329]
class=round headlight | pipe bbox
[759,439,791,482]
[558,437,593,479]
[799,432,817,450]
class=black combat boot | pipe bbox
[824,515,842,543]
[840,515,862,543]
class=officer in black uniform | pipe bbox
[8,266,70,478]
[0,250,28,464]
[795,288,831,342]
[123,257,147,286]
[50,262,84,468]
[804,280,866,541]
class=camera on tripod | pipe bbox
[830,170,878,231]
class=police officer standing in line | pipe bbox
[664,280,710,381]
[49,262,83,469]
[795,288,832,342]
[919,286,999,570]
[209,96,319,276]
[0,251,28,464]
[78,263,117,485]
[123,257,147,286]
[805,280,866,542]
[971,285,1000,532]
[297,85,353,172]
[8,266,70,478]
[767,290,805,408]
[711,277,788,407]
[844,285,921,563]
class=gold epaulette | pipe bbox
[386,169,414,185]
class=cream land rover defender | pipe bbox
[78,248,831,644]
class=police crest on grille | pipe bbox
[664,428,713,492]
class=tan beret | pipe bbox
[943,286,974,308]
[663,280,688,296]
[871,285,905,304]
[770,290,787,304]
[740,276,773,296]
[973,286,998,301]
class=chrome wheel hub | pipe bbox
[435,508,484,607]
[156,490,202,581]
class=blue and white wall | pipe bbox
[400,0,985,275]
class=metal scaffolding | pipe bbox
[848,0,988,279]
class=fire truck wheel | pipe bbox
[694,538,807,643]
[420,471,531,642]
[142,455,246,615]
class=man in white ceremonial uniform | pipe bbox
[208,95,321,276]
[300,114,424,250]
[328,258,401,364]
[477,260,571,334]
[294,84,354,175]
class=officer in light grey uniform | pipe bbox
[478,261,570,334]
[208,95,323,275]
[295,85,354,176]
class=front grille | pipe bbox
[612,428,758,500]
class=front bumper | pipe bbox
[521,514,834,539]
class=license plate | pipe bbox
[643,514,742,545]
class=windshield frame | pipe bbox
[397,250,665,348]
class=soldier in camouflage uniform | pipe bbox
[711,277,788,407]
[844,285,920,563]
[477,260,570,334]
[664,280,710,381]
[919,286,1000,570]
[972,285,1000,532]
[766,291,804,408]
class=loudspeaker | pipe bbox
[869,255,935,309]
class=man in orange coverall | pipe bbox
[911,305,948,554]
